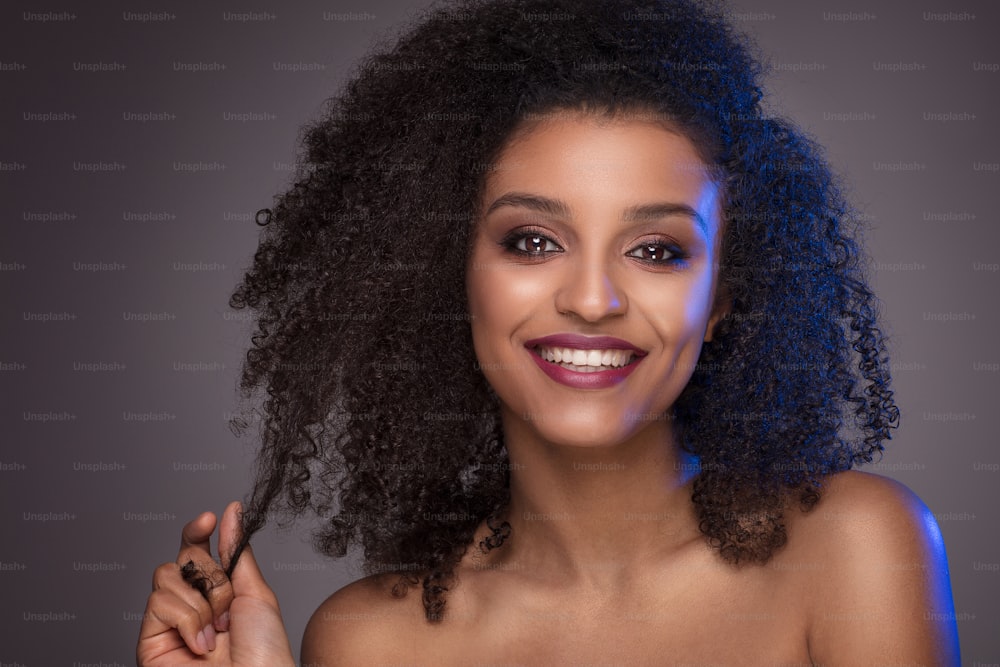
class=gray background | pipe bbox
[2,0,997,664]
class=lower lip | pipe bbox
[526,347,644,390]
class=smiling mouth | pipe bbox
[534,346,638,373]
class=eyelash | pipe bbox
[498,228,687,266]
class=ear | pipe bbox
[704,286,731,343]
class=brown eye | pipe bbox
[523,235,547,252]
[628,243,675,262]
[509,233,561,254]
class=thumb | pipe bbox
[218,501,277,605]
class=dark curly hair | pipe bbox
[219,0,899,621]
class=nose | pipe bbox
[554,257,627,322]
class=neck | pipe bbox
[491,408,701,589]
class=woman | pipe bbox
[137,0,961,664]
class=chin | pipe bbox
[510,404,667,451]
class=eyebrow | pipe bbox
[484,191,709,237]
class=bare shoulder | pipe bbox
[783,469,948,588]
[789,470,960,665]
[301,573,425,667]
[796,469,939,542]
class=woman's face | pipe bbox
[466,112,727,449]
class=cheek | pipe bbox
[466,259,553,394]
[467,260,551,346]
[466,259,516,361]
[683,270,718,330]
[635,271,716,342]
[467,272,516,394]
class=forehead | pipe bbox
[480,113,723,232]
[488,113,714,182]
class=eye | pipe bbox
[517,234,560,254]
[626,242,680,263]
[500,230,564,257]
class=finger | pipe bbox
[139,588,217,655]
[174,510,236,633]
[152,561,216,630]
[164,555,234,633]
[179,510,217,556]
[219,500,279,606]
[218,500,245,574]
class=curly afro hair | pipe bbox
[220,0,899,621]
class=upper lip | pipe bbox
[523,334,647,355]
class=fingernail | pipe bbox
[203,623,216,651]
[195,629,208,654]
[217,610,230,632]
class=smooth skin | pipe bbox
[138,115,961,665]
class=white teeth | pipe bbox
[536,346,636,370]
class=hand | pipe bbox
[136,501,295,666]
